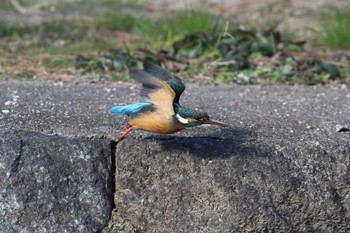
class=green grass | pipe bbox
[318,7,350,48]
[96,8,224,48]
[144,9,223,42]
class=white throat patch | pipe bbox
[175,113,189,124]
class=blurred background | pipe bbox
[0,0,349,85]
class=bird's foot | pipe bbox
[124,125,133,131]
[117,124,134,140]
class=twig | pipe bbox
[214,21,234,50]
[223,21,234,40]
[209,60,236,67]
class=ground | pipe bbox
[0,0,349,84]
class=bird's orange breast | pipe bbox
[130,112,185,134]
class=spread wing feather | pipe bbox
[143,61,185,104]
[129,69,176,117]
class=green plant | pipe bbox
[318,7,350,48]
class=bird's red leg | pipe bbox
[119,124,134,139]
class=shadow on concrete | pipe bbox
[143,127,265,159]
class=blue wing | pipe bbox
[111,102,154,118]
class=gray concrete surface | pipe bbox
[0,129,113,232]
[1,81,350,232]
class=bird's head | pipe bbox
[175,106,228,128]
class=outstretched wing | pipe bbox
[130,69,176,117]
[143,61,185,104]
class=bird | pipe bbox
[111,61,228,139]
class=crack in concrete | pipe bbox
[109,141,117,209]
[100,140,117,231]
[10,139,24,175]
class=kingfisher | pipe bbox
[111,61,228,139]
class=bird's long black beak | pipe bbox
[202,119,229,127]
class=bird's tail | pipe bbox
[111,106,130,115]
[111,103,153,115]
